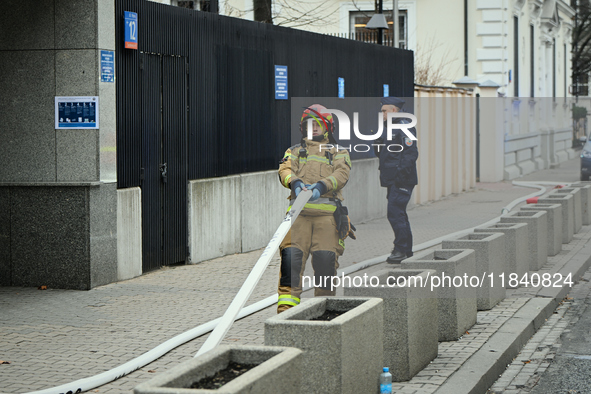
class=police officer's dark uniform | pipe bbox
[375,97,418,263]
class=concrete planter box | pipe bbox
[500,210,547,271]
[442,232,506,310]
[521,204,563,256]
[551,188,582,234]
[474,223,530,289]
[474,223,528,287]
[571,183,591,225]
[264,297,383,394]
[343,269,438,382]
[134,346,302,394]
[401,249,477,341]
[538,194,574,244]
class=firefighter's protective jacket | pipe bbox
[278,137,351,215]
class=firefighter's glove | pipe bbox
[309,182,327,201]
[291,180,304,197]
[339,216,357,240]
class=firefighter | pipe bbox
[276,104,352,313]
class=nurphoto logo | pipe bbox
[304,109,418,153]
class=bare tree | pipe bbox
[572,0,591,94]
[224,0,342,27]
[414,36,460,86]
[272,0,340,27]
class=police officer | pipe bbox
[276,104,352,313]
[375,97,418,264]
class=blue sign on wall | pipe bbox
[100,50,115,83]
[55,97,99,129]
[124,11,138,50]
[338,77,345,98]
[383,84,389,97]
[275,65,288,100]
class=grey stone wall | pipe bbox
[90,183,118,288]
[0,185,117,290]
[0,188,11,286]
[0,184,117,290]
[0,0,113,183]
[0,1,118,289]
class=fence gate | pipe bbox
[140,53,188,272]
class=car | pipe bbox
[581,139,591,181]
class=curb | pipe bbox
[434,235,591,394]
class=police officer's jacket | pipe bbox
[279,137,351,216]
[376,118,418,188]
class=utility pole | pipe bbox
[376,0,383,45]
[393,0,399,48]
[367,0,389,45]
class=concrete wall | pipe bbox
[190,176,244,263]
[502,98,574,180]
[479,95,506,182]
[90,182,118,288]
[117,187,142,281]
[478,96,575,182]
[341,159,388,223]
[414,87,477,203]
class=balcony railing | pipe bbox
[325,31,404,48]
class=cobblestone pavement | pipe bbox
[0,158,583,393]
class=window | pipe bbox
[514,16,519,97]
[530,24,534,97]
[553,38,556,99]
[564,43,567,98]
[349,10,407,48]
[177,1,197,9]
[177,1,214,11]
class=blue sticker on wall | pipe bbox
[338,77,345,98]
[100,50,115,83]
[275,65,288,100]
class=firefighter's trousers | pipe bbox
[277,213,341,313]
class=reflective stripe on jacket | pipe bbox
[278,137,351,214]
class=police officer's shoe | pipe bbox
[387,250,407,264]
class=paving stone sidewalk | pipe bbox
[0,158,583,394]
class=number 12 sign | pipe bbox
[124,11,138,50]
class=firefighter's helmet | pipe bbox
[300,104,334,140]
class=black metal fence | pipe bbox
[116,0,414,187]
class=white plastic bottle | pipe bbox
[380,367,392,394]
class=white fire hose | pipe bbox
[195,190,312,357]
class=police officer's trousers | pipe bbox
[277,214,341,313]
[387,185,414,257]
